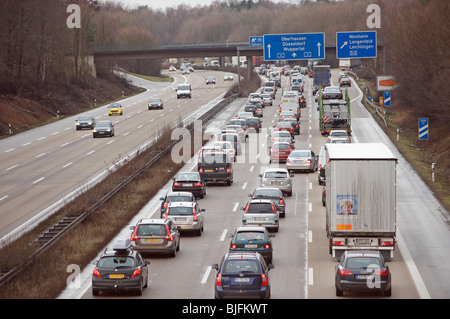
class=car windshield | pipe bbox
[346,257,382,269]
[168,206,193,216]
[223,260,260,274]
[331,131,348,137]
[136,224,167,236]
[96,122,110,127]
[235,231,266,241]
[149,99,162,103]
[109,103,120,108]
[202,153,228,164]
[176,173,199,181]
[178,85,190,90]
[264,171,288,178]
[98,256,136,268]
[78,116,92,121]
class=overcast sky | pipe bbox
[102,0,295,11]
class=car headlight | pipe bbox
[93,129,97,133]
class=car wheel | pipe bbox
[92,288,100,296]
[384,287,392,297]
[336,285,344,296]
[170,246,177,257]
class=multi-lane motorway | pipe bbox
[1,67,448,300]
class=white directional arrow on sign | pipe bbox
[340,41,348,49]
[267,44,271,59]
[292,53,297,58]
[317,42,321,57]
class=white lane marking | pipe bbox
[0,195,9,201]
[233,202,239,212]
[309,230,313,243]
[36,153,46,158]
[201,266,212,284]
[220,229,228,241]
[6,165,18,171]
[62,162,73,168]
[33,177,45,184]
[309,268,314,286]
[242,182,247,190]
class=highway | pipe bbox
[56,68,450,301]
[0,69,234,242]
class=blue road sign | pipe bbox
[418,118,429,140]
[384,91,391,106]
[249,36,263,47]
[336,31,377,59]
[263,33,325,61]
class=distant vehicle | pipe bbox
[274,122,294,136]
[219,133,242,155]
[130,218,180,257]
[249,187,286,217]
[198,150,233,185]
[159,191,197,217]
[213,140,236,162]
[317,146,326,185]
[163,201,205,235]
[241,199,280,232]
[211,60,220,67]
[282,117,300,135]
[206,77,216,85]
[169,65,176,71]
[108,102,123,116]
[260,93,273,106]
[262,86,275,99]
[339,76,352,87]
[229,226,275,263]
[148,98,163,110]
[93,120,114,138]
[270,131,293,144]
[270,142,293,163]
[176,84,192,99]
[76,115,95,130]
[236,111,253,120]
[92,238,149,296]
[322,86,343,99]
[172,172,206,199]
[212,252,274,299]
[182,68,190,75]
[329,137,351,144]
[286,150,318,173]
[228,119,248,140]
[224,73,233,81]
[335,250,391,297]
[259,168,293,197]
[245,117,262,133]
[327,130,351,142]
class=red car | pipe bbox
[275,121,294,136]
[270,142,293,163]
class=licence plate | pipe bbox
[253,217,268,221]
[205,169,213,172]
[244,244,258,248]
[354,239,371,245]
[182,183,193,187]
[109,274,125,279]
[356,275,370,279]
[145,238,159,242]
[174,217,187,221]
[234,277,250,283]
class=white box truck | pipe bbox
[324,143,397,261]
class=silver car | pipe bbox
[130,219,180,257]
[241,199,279,232]
[259,168,294,197]
[286,150,318,173]
[163,202,205,235]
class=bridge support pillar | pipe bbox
[246,56,253,80]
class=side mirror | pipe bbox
[200,208,205,212]
[268,264,274,270]
[129,226,135,230]
[93,260,98,265]
[212,264,219,270]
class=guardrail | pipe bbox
[0,93,239,288]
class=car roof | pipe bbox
[138,218,170,225]
[263,167,289,172]
[235,226,267,233]
[166,191,194,197]
[344,250,382,258]
[225,252,262,260]
[167,201,196,208]
[248,198,274,204]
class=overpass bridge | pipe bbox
[90,41,384,78]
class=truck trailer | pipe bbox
[324,143,397,261]
[318,88,351,135]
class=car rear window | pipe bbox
[247,203,274,214]
[98,256,136,268]
[168,206,193,216]
[264,171,288,178]
[273,144,290,149]
[167,196,192,203]
[223,260,260,274]
[235,231,267,241]
[137,224,167,236]
[290,151,310,157]
[202,153,228,164]
[346,257,381,269]
[176,173,199,181]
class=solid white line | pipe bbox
[309,230,313,243]
[396,227,431,299]
[36,153,46,158]
[220,229,228,241]
[233,202,239,212]
[87,150,95,155]
[201,266,212,284]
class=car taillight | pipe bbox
[194,182,202,187]
[227,167,231,173]
[272,204,277,214]
[192,207,198,222]
[230,244,237,249]
[264,244,271,249]
[377,270,389,276]
[306,159,311,164]
[286,159,291,164]
[216,274,223,286]
[279,198,284,204]
[199,167,203,173]
[261,274,268,286]
[244,205,249,214]
[93,269,101,278]
[381,241,394,246]
[131,269,141,278]
[339,270,352,276]
[131,226,139,241]
[163,209,169,218]
[173,182,181,187]
[164,225,173,241]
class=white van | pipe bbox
[176,84,191,99]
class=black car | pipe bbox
[93,120,114,138]
[148,98,163,110]
[92,238,150,296]
[76,115,96,130]
[212,252,274,299]
[172,172,206,199]
[159,191,197,217]
[229,226,275,263]
[335,250,391,297]
[339,76,352,87]
[198,151,233,185]
[245,117,262,133]
[249,187,286,217]
[282,117,300,135]
[244,105,257,116]
[323,86,343,99]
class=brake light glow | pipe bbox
[381,241,393,246]
[192,207,198,222]
[339,269,352,276]
[194,182,202,187]
[333,240,345,246]
[377,270,389,276]
[264,244,271,249]
[227,167,231,173]
[230,244,237,249]
[173,182,181,187]
[131,226,139,241]
[199,167,203,173]
[93,269,101,278]
[164,225,173,241]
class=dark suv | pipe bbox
[245,117,262,133]
[198,151,233,185]
[92,238,150,296]
[212,252,274,299]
